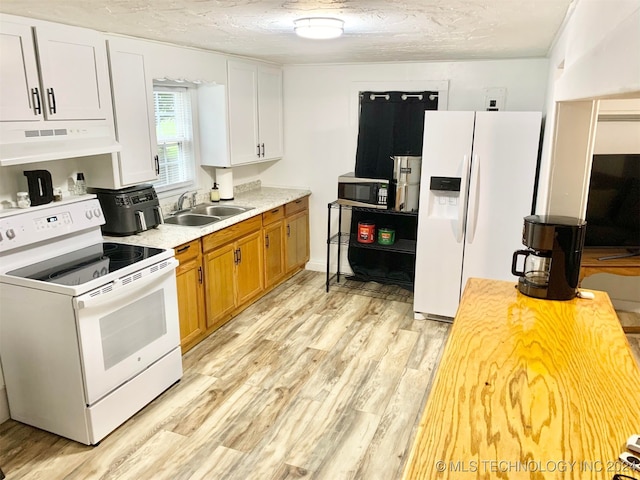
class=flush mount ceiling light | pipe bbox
[294,17,344,39]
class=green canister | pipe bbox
[378,227,395,245]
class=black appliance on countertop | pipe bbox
[512,215,587,300]
[88,184,163,236]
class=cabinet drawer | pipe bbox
[262,206,284,225]
[174,239,201,264]
[285,196,308,216]
[203,215,262,252]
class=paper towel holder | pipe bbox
[215,168,234,201]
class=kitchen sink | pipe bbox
[189,204,254,218]
[164,213,222,227]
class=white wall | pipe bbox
[257,59,550,272]
[537,0,640,310]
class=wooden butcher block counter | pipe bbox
[403,278,640,480]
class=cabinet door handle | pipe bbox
[256,144,261,158]
[31,87,42,115]
[46,88,56,114]
[265,234,270,248]
[176,245,190,253]
[154,155,160,175]
[287,224,291,237]
[237,247,242,264]
[233,249,238,264]
[261,143,265,157]
[198,266,203,284]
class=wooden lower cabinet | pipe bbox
[175,196,310,352]
[263,205,286,288]
[203,243,236,330]
[174,239,206,352]
[235,230,264,304]
[202,215,264,331]
[285,197,310,273]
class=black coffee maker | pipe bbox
[512,215,587,300]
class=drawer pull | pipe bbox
[176,245,191,253]
[271,208,280,214]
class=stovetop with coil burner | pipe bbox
[7,242,166,286]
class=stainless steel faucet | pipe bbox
[177,191,191,211]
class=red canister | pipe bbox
[357,221,376,243]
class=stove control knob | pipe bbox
[6,228,15,240]
[93,208,102,218]
[85,210,93,220]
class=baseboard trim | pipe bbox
[0,386,9,423]
[306,260,353,275]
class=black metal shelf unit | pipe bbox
[326,201,418,292]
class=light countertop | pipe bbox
[104,186,311,249]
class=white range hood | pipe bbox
[0,137,121,166]
[0,124,121,166]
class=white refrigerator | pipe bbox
[414,111,542,319]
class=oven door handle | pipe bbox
[75,258,178,310]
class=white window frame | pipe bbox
[152,84,196,194]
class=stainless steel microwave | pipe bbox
[337,172,389,209]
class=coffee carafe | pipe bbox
[511,215,586,300]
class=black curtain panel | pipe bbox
[354,91,438,180]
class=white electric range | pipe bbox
[0,196,182,445]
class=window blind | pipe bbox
[153,86,194,189]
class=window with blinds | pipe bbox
[152,86,195,191]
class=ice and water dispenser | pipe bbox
[426,176,462,219]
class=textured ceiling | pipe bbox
[0,0,574,64]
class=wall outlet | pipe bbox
[484,87,506,111]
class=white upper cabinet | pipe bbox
[0,22,40,122]
[106,38,158,187]
[257,65,284,161]
[0,17,110,122]
[221,59,283,166]
[0,15,118,166]
[227,60,260,165]
[34,24,110,121]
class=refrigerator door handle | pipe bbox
[455,154,470,243]
[466,154,481,243]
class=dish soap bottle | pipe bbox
[210,183,220,202]
[75,173,87,195]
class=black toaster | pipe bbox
[89,184,163,236]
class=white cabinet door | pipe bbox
[0,21,41,122]
[34,24,110,121]
[107,39,158,186]
[257,65,283,160]
[227,60,260,165]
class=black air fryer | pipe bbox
[89,184,163,236]
[512,215,587,300]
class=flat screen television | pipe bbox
[584,153,640,250]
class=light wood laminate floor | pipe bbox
[0,272,638,480]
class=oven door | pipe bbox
[73,258,180,405]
